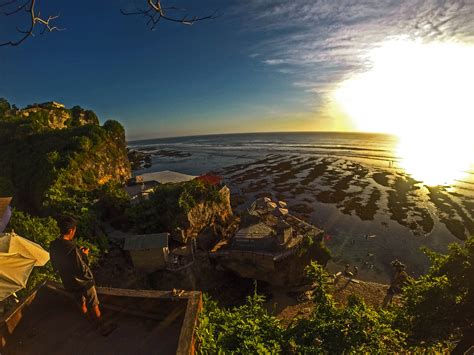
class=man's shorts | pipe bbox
[73,286,100,309]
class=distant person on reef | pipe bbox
[50,216,115,336]
[382,259,409,307]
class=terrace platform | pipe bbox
[0,282,201,355]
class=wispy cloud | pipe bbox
[235,0,474,102]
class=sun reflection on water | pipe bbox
[334,37,474,186]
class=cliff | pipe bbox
[174,186,235,245]
[128,182,236,246]
[0,99,131,214]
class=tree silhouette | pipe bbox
[0,0,219,47]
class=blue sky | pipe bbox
[1,0,473,140]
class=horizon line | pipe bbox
[127,130,395,144]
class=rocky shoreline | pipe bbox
[215,154,473,282]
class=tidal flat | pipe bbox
[216,154,474,282]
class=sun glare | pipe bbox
[334,37,474,186]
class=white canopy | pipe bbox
[0,232,50,301]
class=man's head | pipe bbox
[58,216,78,240]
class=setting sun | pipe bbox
[334,37,474,185]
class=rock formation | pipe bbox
[173,186,236,247]
[0,99,131,213]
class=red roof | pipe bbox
[196,174,222,186]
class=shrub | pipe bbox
[196,291,285,354]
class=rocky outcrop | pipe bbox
[210,196,331,286]
[0,99,131,213]
[172,186,236,246]
[9,102,100,130]
[127,149,152,170]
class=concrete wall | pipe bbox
[130,249,167,272]
[233,236,274,251]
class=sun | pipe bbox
[333,37,474,186]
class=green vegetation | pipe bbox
[196,292,285,353]
[197,237,474,353]
[127,179,223,234]
[397,239,474,348]
[1,97,471,352]
[197,263,409,354]
[0,98,130,231]
[0,98,131,288]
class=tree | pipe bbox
[398,238,474,352]
[0,0,219,47]
[0,97,11,114]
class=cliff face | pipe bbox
[173,187,236,245]
[0,99,131,214]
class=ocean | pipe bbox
[128,132,400,176]
[128,131,473,282]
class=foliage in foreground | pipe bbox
[286,264,406,353]
[196,255,466,354]
[196,263,408,354]
[196,291,285,354]
[397,238,474,346]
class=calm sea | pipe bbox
[128,132,399,176]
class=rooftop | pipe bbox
[136,171,197,184]
[234,222,274,240]
[0,282,201,355]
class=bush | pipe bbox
[0,97,11,115]
[396,238,474,347]
[196,264,406,354]
[196,291,285,354]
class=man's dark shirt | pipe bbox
[50,238,94,291]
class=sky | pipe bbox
[1,0,473,140]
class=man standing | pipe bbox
[382,259,409,307]
[50,216,115,335]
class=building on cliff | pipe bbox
[209,197,327,286]
[232,219,293,251]
[38,101,65,109]
[126,170,197,201]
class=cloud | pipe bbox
[235,0,474,103]
[263,59,287,65]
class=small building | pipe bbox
[125,170,197,201]
[124,181,159,201]
[123,233,169,272]
[233,222,275,251]
[39,101,65,109]
[195,174,223,186]
[136,170,197,185]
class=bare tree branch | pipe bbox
[1,0,218,47]
[0,0,63,47]
[121,0,220,29]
